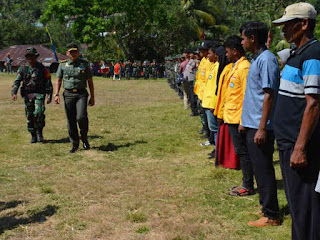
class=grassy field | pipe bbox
[0,73,290,240]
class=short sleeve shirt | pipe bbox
[56,58,92,89]
[273,39,320,150]
[241,49,280,129]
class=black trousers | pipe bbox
[246,128,279,219]
[279,146,320,240]
[186,80,197,114]
[63,89,89,145]
[228,124,254,190]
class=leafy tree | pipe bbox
[0,0,48,49]
[42,0,198,60]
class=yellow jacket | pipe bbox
[214,63,233,119]
[194,57,211,99]
[222,57,250,124]
[201,61,219,109]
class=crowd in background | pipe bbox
[90,60,165,80]
[165,3,320,240]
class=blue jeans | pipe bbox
[205,109,218,145]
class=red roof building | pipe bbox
[0,45,68,72]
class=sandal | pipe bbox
[230,188,256,196]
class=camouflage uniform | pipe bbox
[12,62,53,134]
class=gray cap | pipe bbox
[273,2,317,25]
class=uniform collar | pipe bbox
[252,46,267,60]
[232,56,246,70]
[292,38,317,56]
[67,58,80,64]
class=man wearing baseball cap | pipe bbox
[272,3,320,239]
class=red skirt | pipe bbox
[215,122,240,169]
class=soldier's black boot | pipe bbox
[82,138,90,150]
[70,143,79,153]
[36,129,44,143]
[30,131,37,143]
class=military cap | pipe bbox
[25,47,39,57]
[198,40,214,50]
[67,42,79,52]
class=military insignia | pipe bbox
[230,82,235,88]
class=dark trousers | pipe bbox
[198,100,209,137]
[228,124,254,190]
[63,89,89,146]
[246,128,279,219]
[186,80,197,114]
[279,147,320,240]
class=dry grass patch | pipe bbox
[0,74,290,239]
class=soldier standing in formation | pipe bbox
[11,47,53,143]
[54,43,95,153]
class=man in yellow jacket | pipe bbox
[201,44,220,154]
[194,41,214,141]
[221,36,255,197]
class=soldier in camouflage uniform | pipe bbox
[54,43,95,153]
[11,47,53,143]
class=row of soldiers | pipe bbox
[165,52,200,100]
[165,3,320,239]
[114,60,163,80]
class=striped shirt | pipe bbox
[273,38,320,149]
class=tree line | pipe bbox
[1,0,320,61]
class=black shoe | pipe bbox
[36,129,44,143]
[190,112,199,116]
[70,144,79,153]
[201,134,209,139]
[208,149,216,159]
[83,140,90,150]
[199,129,205,135]
[30,132,37,143]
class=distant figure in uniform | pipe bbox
[54,43,95,153]
[5,53,13,74]
[11,47,53,143]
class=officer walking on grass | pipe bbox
[54,43,95,153]
[11,47,53,143]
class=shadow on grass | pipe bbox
[93,140,147,152]
[0,205,58,234]
[0,201,25,212]
[45,135,103,144]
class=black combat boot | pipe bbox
[36,129,44,143]
[82,137,90,150]
[70,143,79,153]
[30,131,37,143]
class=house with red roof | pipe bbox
[0,45,68,72]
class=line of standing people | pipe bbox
[167,2,320,239]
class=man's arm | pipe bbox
[87,77,95,106]
[54,77,62,104]
[254,88,274,145]
[11,67,23,101]
[290,94,320,168]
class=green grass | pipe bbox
[0,73,290,239]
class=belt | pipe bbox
[65,88,85,93]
